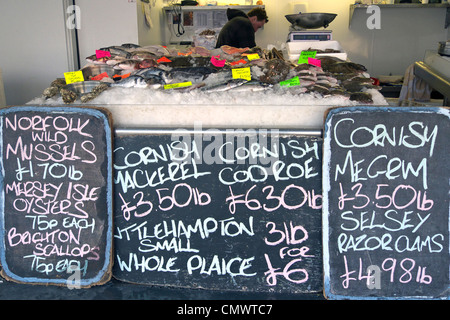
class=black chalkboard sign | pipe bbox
[0,106,113,287]
[113,129,323,293]
[323,106,450,299]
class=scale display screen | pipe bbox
[289,32,332,42]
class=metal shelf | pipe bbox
[349,3,450,28]
[163,5,264,11]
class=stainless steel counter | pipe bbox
[414,51,450,105]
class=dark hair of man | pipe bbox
[247,7,269,23]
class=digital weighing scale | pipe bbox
[284,13,348,62]
[285,13,336,42]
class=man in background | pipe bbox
[215,7,268,49]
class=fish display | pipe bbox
[41,43,383,104]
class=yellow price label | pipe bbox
[232,67,251,81]
[64,71,84,84]
[246,53,260,61]
[164,81,192,90]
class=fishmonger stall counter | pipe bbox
[3,38,449,300]
[28,11,388,131]
[28,44,388,131]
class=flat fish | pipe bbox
[188,46,212,57]
[306,84,333,95]
[260,59,292,84]
[220,45,250,56]
[342,81,381,92]
[350,92,373,103]
[324,62,367,74]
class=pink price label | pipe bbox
[96,50,111,59]
[211,55,226,67]
[308,58,321,68]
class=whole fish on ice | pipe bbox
[201,79,248,92]
[227,80,273,92]
[50,42,386,105]
[111,75,150,88]
[113,59,140,71]
[134,67,170,84]
[166,66,217,83]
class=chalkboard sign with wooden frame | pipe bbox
[113,129,323,293]
[0,106,113,287]
[323,106,450,300]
